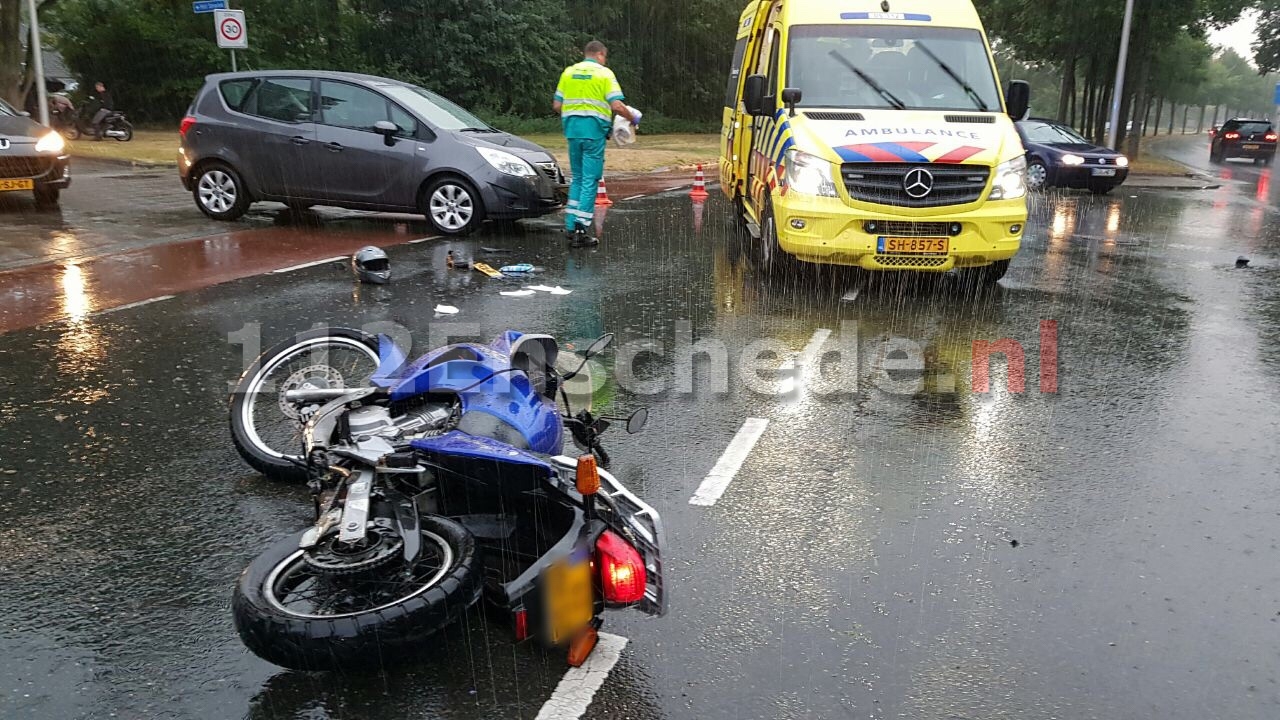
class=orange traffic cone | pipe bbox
[595,179,614,207]
[690,164,710,200]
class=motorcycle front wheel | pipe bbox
[113,121,133,142]
[229,328,380,481]
[232,515,482,671]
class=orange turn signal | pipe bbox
[576,454,600,496]
[566,625,599,667]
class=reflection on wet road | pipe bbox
[1,169,1278,719]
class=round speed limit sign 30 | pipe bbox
[219,18,242,42]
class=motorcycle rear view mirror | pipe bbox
[584,333,614,359]
[626,407,649,434]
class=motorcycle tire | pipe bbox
[62,126,80,141]
[114,122,133,142]
[232,515,483,671]
[229,328,381,482]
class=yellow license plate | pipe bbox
[543,558,594,644]
[0,179,33,192]
[1243,144,1260,150]
[879,237,949,255]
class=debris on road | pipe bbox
[500,263,536,274]
[499,289,536,297]
[433,304,460,314]
[1236,256,1250,268]
[473,262,503,278]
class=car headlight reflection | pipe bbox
[784,149,838,197]
[988,155,1027,200]
[477,146,536,177]
[35,131,66,154]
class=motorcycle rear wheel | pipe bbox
[229,328,380,481]
[232,515,482,671]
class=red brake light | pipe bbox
[1266,133,1278,142]
[596,530,646,604]
[179,116,197,137]
[1224,132,1240,140]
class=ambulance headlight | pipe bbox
[477,147,536,177]
[988,155,1027,200]
[784,149,838,197]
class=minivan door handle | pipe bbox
[324,142,344,153]
[290,136,310,146]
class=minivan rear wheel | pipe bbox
[423,176,484,236]
[194,162,251,221]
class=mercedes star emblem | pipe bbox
[902,167,934,198]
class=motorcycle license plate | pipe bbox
[0,179,33,192]
[543,557,594,644]
[877,237,948,255]
[1091,168,1117,177]
[1243,144,1260,150]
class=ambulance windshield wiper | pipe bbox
[828,50,906,110]
[914,42,988,111]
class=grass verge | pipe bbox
[69,129,178,165]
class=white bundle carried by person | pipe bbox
[612,106,642,147]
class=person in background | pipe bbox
[86,81,114,140]
[552,40,638,248]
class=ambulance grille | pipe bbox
[876,221,950,237]
[944,114,995,124]
[804,111,865,121]
[874,255,950,268]
[842,163,989,208]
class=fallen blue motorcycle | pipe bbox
[227,328,664,670]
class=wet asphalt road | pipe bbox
[2,142,1280,719]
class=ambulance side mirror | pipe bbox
[1005,80,1030,121]
[743,75,767,116]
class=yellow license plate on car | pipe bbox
[0,179,33,192]
[544,558,594,644]
[1243,144,1260,150]
[878,237,949,255]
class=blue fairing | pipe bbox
[409,431,553,473]
[374,333,563,456]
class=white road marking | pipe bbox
[664,185,685,192]
[271,256,345,274]
[94,295,174,315]
[534,632,628,720]
[689,418,770,506]
[780,327,833,371]
[407,235,438,244]
[621,194,645,201]
[841,288,860,302]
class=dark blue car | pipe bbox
[1015,119,1129,195]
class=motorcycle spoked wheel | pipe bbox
[229,328,380,482]
[232,514,482,671]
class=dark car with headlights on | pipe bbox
[1209,118,1276,165]
[1015,118,1129,195]
[0,97,71,207]
[179,71,566,234]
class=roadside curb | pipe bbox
[69,153,176,170]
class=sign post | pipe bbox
[214,9,247,71]
[1274,83,1279,125]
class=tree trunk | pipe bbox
[1196,105,1205,134]
[1057,54,1076,122]
[0,0,24,106]
[1152,97,1163,136]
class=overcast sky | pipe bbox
[1208,10,1259,62]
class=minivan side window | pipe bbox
[725,38,748,107]
[319,81,389,132]
[242,78,314,123]
[219,79,257,112]
[388,103,418,138]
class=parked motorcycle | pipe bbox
[227,328,664,671]
[58,110,133,141]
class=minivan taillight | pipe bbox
[1224,131,1241,140]
[179,116,197,137]
[596,530,645,604]
[1266,132,1278,142]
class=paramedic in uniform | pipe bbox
[553,40,638,247]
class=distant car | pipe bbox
[1015,118,1129,194]
[1209,118,1276,165]
[1209,124,1219,138]
[0,96,71,207]
[179,71,567,234]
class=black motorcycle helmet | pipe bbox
[351,246,391,284]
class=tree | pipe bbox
[1,0,61,108]
[1254,1,1280,72]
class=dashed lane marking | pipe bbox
[407,235,439,244]
[534,632,628,720]
[270,256,345,274]
[621,194,646,201]
[93,295,175,315]
[689,418,770,506]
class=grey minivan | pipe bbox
[179,71,566,235]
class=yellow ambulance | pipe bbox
[719,1,1030,283]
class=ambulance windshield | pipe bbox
[788,25,1001,112]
